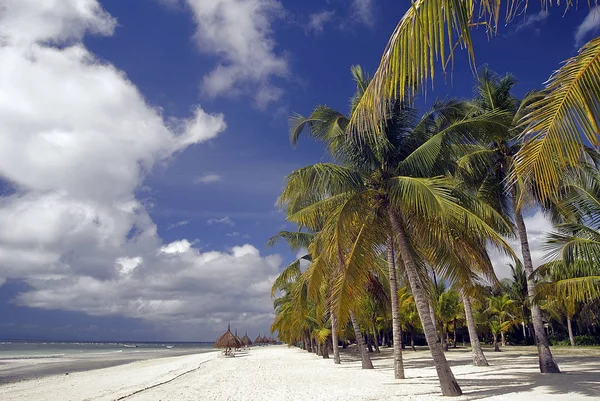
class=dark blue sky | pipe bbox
[0,0,598,341]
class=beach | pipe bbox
[1,345,599,400]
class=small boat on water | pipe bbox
[123,344,138,348]
[166,345,174,349]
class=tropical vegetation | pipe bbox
[269,3,600,397]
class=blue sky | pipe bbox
[0,0,599,342]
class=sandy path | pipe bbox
[1,345,599,400]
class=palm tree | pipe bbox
[346,3,599,201]
[504,263,531,343]
[460,287,489,366]
[432,285,462,351]
[267,229,344,364]
[537,163,600,303]
[455,68,560,372]
[284,70,516,396]
[486,294,517,347]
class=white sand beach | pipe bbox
[1,345,599,401]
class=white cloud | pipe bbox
[167,220,190,230]
[575,6,600,47]
[207,216,235,226]
[160,239,193,254]
[352,0,374,26]
[16,244,281,339]
[194,173,222,184]
[488,211,554,279]
[513,10,549,33]
[0,0,279,339]
[178,0,288,107]
[307,10,335,34]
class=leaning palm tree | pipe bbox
[284,74,516,396]
[455,69,561,372]
[347,2,600,201]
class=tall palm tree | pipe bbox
[455,68,561,372]
[283,76,515,396]
[347,3,599,201]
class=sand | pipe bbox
[0,345,599,400]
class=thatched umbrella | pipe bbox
[234,329,243,350]
[241,331,252,347]
[214,322,242,356]
[254,334,264,346]
[269,337,276,345]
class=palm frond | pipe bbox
[515,37,600,199]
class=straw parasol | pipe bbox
[214,322,242,356]
[269,337,276,345]
[254,334,264,346]
[234,329,243,350]
[241,331,252,347]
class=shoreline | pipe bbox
[0,349,216,385]
[0,345,599,400]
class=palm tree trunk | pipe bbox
[453,318,457,348]
[461,291,488,366]
[330,307,341,364]
[390,211,462,396]
[372,327,381,353]
[411,328,416,351]
[366,331,374,353]
[441,324,448,352]
[305,334,312,352]
[349,310,374,369]
[493,334,500,352]
[323,338,330,358]
[316,339,322,356]
[513,200,561,373]
[500,331,506,347]
[386,234,405,379]
[567,317,576,347]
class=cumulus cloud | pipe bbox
[574,6,600,47]
[307,10,335,34]
[17,243,281,339]
[207,216,235,227]
[0,0,278,339]
[194,173,222,184]
[488,211,554,279]
[175,0,288,107]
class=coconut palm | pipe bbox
[432,284,462,351]
[283,75,516,396]
[453,68,561,372]
[538,164,600,303]
[486,294,517,347]
[346,2,600,201]
[460,287,489,366]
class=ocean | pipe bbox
[0,340,214,358]
[0,341,216,383]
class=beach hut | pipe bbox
[214,322,242,356]
[269,337,276,345]
[241,332,252,348]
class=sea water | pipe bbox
[0,340,214,359]
[0,341,216,383]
